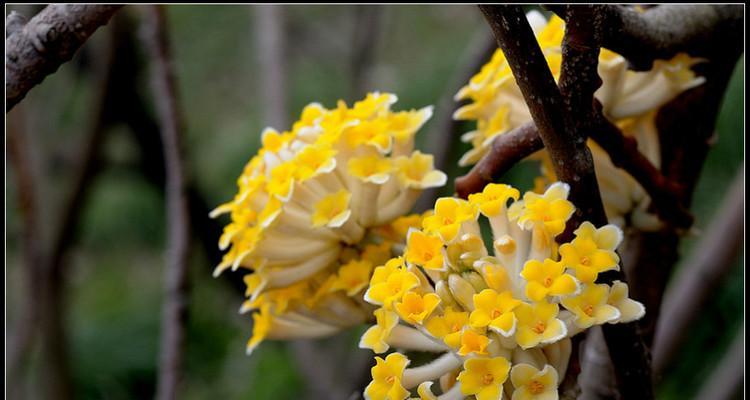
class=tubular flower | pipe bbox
[360,182,644,399]
[212,92,446,354]
[455,11,706,230]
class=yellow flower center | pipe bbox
[386,375,396,384]
[482,373,495,385]
[451,323,462,332]
[580,256,591,266]
[583,304,594,316]
[542,215,551,222]
[423,251,434,261]
[529,380,545,395]
[543,276,553,287]
[533,321,546,334]
[492,309,502,319]
[443,217,454,224]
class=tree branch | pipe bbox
[6,105,45,400]
[652,165,744,375]
[254,5,289,129]
[478,6,653,399]
[547,5,744,71]
[5,4,122,111]
[693,329,744,400]
[454,122,542,199]
[141,6,192,400]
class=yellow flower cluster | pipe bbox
[361,182,645,400]
[212,92,447,354]
[454,11,706,230]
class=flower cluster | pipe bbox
[211,92,447,354]
[360,182,644,400]
[454,12,705,229]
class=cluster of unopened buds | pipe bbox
[360,182,645,400]
[211,92,446,354]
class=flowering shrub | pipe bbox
[454,12,705,229]
[211,92,446,354]
[360,183,644,400]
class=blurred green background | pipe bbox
[5,5,744,400]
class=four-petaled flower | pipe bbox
[458,357,512,400]
[394,291,441,325]
[364,352,410,400]
[515,301,567,349]
[405,230,445,270]
[521,258,579,302]
[470,289,522,336]
[561,284,621,329]
[559,222,621,283]
[510,363,559,400]
[422,197,478,243]
[509,182,575,237]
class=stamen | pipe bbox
[528,380,545,394]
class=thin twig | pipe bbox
[6,105,45,400]
[5,4,122,111]
[254,5,289,129]
[141,6,192,400]
[693,329,744,400]
[652,165,744,375]
[547,5,744,71]
[454,121,542,199]
[588,117,692,229]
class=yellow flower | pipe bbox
[470,289,522,336]
[294,143,337,181]
[311,189,352,228]
[509,182,574,237]
[365,268,420,308]
[365,352,411,400]
[422,197,478,243]
[607,280,645,324]
[514,301,567,349]
[360,307,399,353]
[214,92,448,355]
[348,154,393,184]
[559,222,620,283]
[405,230,445,271]
[331,259,374,296]
[560,284,621,329]
[394,292,441,325]
[457,357,511,400]
[469,183,520,217]
[520,258,579,302]
[424,307,469,349]
[510,364,559,400]
[457,328,490,356]
[393,151,447,189]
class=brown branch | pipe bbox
[694,329,744,400]
[141,6,192,400]
[5,4,122,111]
[547,5,744,71]
[454,122,543,198]
[589,116,693,229]
[6,105,45,399]
[479,6,653,399]
[652,165,744,375]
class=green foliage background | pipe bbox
[5,5,744,400]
